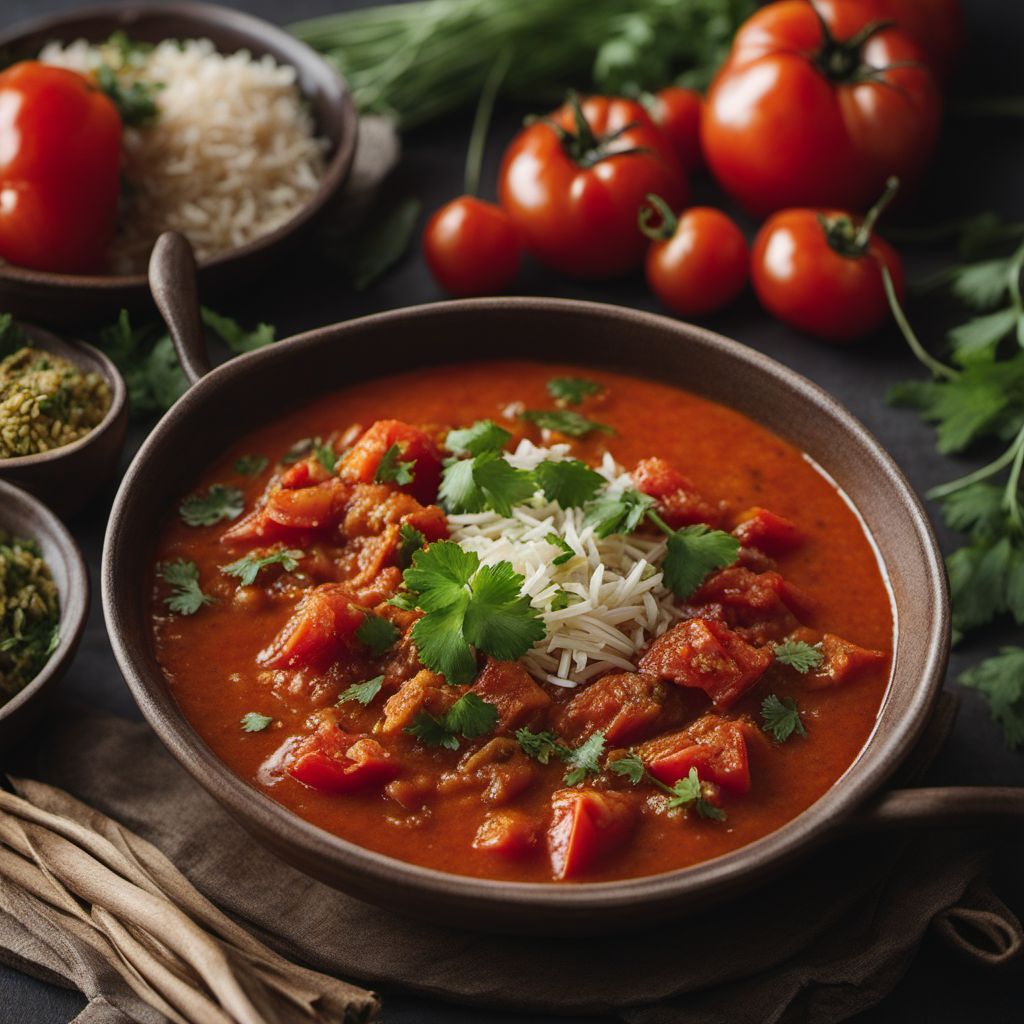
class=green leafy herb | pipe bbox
[445,420,511,456]
[374,443,415,485]
[337,675,385,707]
[397,523,426,569]
[0,313,28,359]
[562,731,607,786]
[241,712,273,733]
[959,647,1024,749]
[281,438,316,465]
[584,489,655,539]
[659,523,740,600]
[95,64,161,126]
[402,541,545,684]
[405,692,499,750]
[515,728,566,765]
[546,376,602,406]
[761,694,808,743]
[357,614,400,654]
[549,588,571,611]
[222,548,303,587]
[336,196,422,291]
[315,441,339,474]
[772,640,824,674]
[179,484,245,527]
[608,751,646,784]
[439,451,536,516]
[201,308,276,353]
[518,409,613,438]
[546,533,576,566]
[160,560,213,615]
[610,754,726,820]
[234,454,268,477]
[535,459,604,508]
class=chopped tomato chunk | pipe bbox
[221,508,305,546]
[553,672,682,745]
[733,507,803,556]
[805,633,887,689]
[693,566,814,636]
[631,457,725,529]
[471,658,551,732]
[342,484,446,540]
[339,420,443,504]
[640,714,757,794]
[379,670,461,734]
[288,728,398,794]
[258,583,365,669]
[547,789,638,881]
[639,617,773,708]
[279,457,332,489]
[265,478,350,530]
[473,810,539,858]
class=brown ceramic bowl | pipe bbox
[0,322,128,519]
[0,479,90,755]
[102,281,1024,933]
[0,2,357,328]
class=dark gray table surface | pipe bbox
[2,0,1023,1021]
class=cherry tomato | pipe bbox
[750,181,905,343]
[499,93,687,279]
[0,62,122,273]
[423,196,522,296]
[649,87,704,172]
[701,0,941,217]
[640,197,748,317]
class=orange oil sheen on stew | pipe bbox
[150,361,893,883]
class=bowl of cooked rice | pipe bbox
[0,3,357,326]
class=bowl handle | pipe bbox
[148,232,212,386]
[849,786,1024,832]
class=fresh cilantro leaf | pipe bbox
[357,614,400,654]
[761,694,808,742]
[405,711,461,750]
[661,525,740,599]
[609,752,646,784]
[179,484,244,527]
[772,640,823,673]
[947,536,1015,635]
[160,560,213,615]
[0,313,29,359]
[374,443,415,485]
[549,588,571,611]
[439,452,536,516]
[515,728,567,765]
[221,548,303,587]
[201,307,276,353]
[960,647,1024,749]
[234,454,268,477]
[315,441,339,474]
[940,483,1007,539]
[281,438,315,465]
[411,602,479,685]
[95,64,161,126]
[397,523,426,569]
[519,409,613,438]
[547,376,602,406]
[546,533,576,565]
[563,731,606,786]
[445,420,511,456]
[948,308,1018,363]
[437,457,478,513]
[405,693,499,750]
[404,540,479,610]
[240,712,273,733]
[947,257,1013,311]
[535,459,604,508]
[584,489,655,539]
[665,767,726,820]
[338,675,385,706]
[388,591,419,611]
[462,561,546,660]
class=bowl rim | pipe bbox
[0,0,357,289]
[0,478,90,723]
[0,323,128,469]
[103,297,950,916]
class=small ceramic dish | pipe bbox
[0,479,90,755]
[0,2,358,328]
[0,322,128,519]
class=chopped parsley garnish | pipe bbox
[179,484,244,527]
[95,64,161,127]
[234,454,268,477]
[608,751,646,784]
[584,488,655,539]
[761,694,808,743]
[562,731,607,786]
[658,523,741,600]
[439,451,536,517]
[315,441,339,474]
[160,560,213,615]
[240,712,273,733]
[357,614,400,654]
[518,409,613,438]
[374,443,415,485]
[281,438,315,465]
[405,692,499,750]
[445,419,510,456]
[397,523,426,569]
[514,728,565,765]
[337,675,385,707]
[534,459,604,508]
[221,548,303,587]
[546,533,576,565]
[610,755,726,821]
[401,541,545,684]
[547,376,602,407]
[773,640,824,673]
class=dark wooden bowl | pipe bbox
[102,282,1024,935]
[0,479,90,755]
[0,2,357,328]
[0,323,128,519]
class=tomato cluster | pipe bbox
[424,0,961,344]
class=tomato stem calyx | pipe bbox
[819,176,900,260]
[533,91,650,170]
[807,0,896,84]
[638,193,678,242]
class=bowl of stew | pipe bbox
[104,249,1021,931]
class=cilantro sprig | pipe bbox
[338,675,385,707]
[610,754,726,821]
[773,640,823,673]
[234,454,268,477]
[518,409,612,438]
[515,728,607,786]
[160,560,213,615]
[240,712,273,733]
[356,614,400,654]
[179,484,244,527]
[222,548,303,586]
[761,694,808,743]
[375,443,415,485]
[547,376,602,407]
[397,523,426,568]
[405,692,499,750]
[445,420,510,456]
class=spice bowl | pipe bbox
[0,322,128,518]
[0,479,89,755]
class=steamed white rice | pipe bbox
[39,38,327,275]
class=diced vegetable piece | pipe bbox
[288,730,398,794]
[640,714,756,794]
[554,672,676,745]
[258,583,365,669]
[805,633,887,689]
[220,508,305,546]
[693,566,814,633]
[473,810,539,858]
[342,484,444,539]
[402,504,448,542]
[279,457,332,489]
[265,478,350,530]
[631,457,725,529]
[379,670,461,734]
[733,507,803,556]
[339,420,443,504]
[471,658,551,732]
[547,788,638,881]
[639,617,773,708]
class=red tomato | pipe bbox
[641,716,755,795]
[733,507,804,555]
[0,62,122,273]
[289,730,398,794]
[640,199,749,318]
[339,419,443,505]
[423,196,522,296]
[498,94,687,279]
[701,0,941,216]
[547,789,637,880]
[650,87,704,172]
[258,583,365,670]
[751,197,905,343]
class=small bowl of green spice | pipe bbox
[0,478,89,753]
[0,314,128,517]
